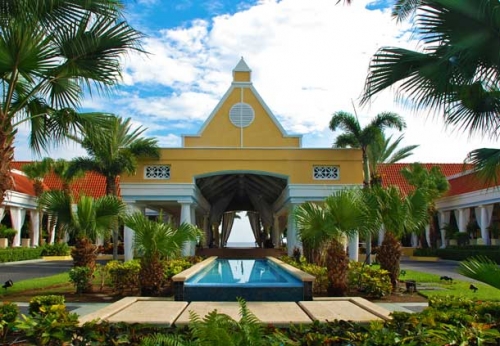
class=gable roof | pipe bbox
[378,163,472,195]
[10,161,117,198]
[11,171,38,196]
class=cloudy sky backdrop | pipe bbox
[14,0,498,164]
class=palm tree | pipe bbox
[362,0,500,181]
[68,116,160,259]
[329,111,406,262]
[295,189,376,296]
[124,212,202,296]
[400,163,450,248]
[38,191,125,291]
[365,186,428,290]
[0,0,144,206]
[367,133,419,186]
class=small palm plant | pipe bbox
[295,189,377,296]
[38,191,125,292]
[365,186,428,290]
[124,212,202,296]
[458,256,500,289]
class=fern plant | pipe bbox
[140,299,295,346]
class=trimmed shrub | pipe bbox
[40,243,70,256]
[28,295,65,316]
[348,261,392,298]
[69,266,93,293]
[414,246,500,263]
[106,260,140,294]
[0,247,43,263]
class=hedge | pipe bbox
[414,246,500,263]
[0,247,44,263]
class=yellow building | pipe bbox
[120,58,363,259]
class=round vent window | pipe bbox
[229,103,255,128]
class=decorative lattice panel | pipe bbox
[229,103,255,128]
[313,166,339,180]
[144,165,171,179]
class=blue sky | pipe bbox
[14,0,498,164]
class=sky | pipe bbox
[13,0,499,163]
[11,0,500,242]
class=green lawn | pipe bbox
[401,269,500,302]
[0,273,72,300]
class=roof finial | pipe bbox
[233,57,252,72]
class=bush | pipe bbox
[106,260,140,294]
[17,304,78,345]
[163,258,195,281]
[278,256,328,294]
[0,247,43,263]
[0,302,18,324]
[0,226,16,245]
[28,295,65,316]
[69,266,93,293]
[40,243,70,256]
[348,261,392,298]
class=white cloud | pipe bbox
[13,0,499,163]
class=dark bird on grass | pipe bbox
[469,284,478,293]
[400,270,406,277]
[2,279,13,289]
[440,276,453,283]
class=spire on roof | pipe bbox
[233,57,252,72]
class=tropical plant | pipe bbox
[295,189,377,296]
[365,186,428,289]
[362,0,500,183]
[329,110,406,262]
[123,212,202,296]
[38,191,125,291]
[68,115,160,259]
[367,133,419,186]
[0,0,144,206]
[140,298,292,346]
[401,163,449,247]
[458,256,500,289]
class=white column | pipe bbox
[0,207,5,222]
[124,203,142,261]
[476,205,493,245]
[10,207,26,247]
[286,203,301,256]
[439,211,451,248]
[348,231,359,261]
[30,210,40,247]
[180,202,194,256]
[48,215,57,244]
[455,208,470,233]
[411,233,419,247]
[273,214,280,249]
[424,224,431,247]
[378,225,385,246]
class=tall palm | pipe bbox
[0,0,144,206]
[362,0,500,181]
[38,191,125,291]
[365,186,428,290]
[68,116,160,258]
[295,189,376,296]
[401,163,449,248]
[367,133,419,186]
[124,212,202,296]
[329,111,406,262]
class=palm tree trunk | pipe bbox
[0,128,14,206]
[377,231,402,291]
[362,147,373,264]
[106,175,120,260]
[326,238,349,296]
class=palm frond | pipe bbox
[465,148,500,186]
[458,256,500,289]
[329,111,361,137]
[334,133,359,148]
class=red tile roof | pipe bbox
[11,171,37,196]
[447,171,498,196]
[378,163,472,195]
[10,161,119,198]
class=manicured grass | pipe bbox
[0,272,72,299]
[401,269,500,302]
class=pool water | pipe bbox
[181,258,307,302]
[185,259,302,287]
